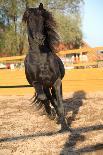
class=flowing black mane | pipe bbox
[42,10,60,53]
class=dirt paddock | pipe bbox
[0,92,103,155]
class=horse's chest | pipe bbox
[39,62,51,79]
[28,53,55,84]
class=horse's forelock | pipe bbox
[22,7,44,23]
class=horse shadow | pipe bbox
[64,90,86,127]
[60,90,103,154]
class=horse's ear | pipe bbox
[22,9,29,23]
[39,3,44,10]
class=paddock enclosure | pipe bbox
[0,55,103,155]
[0,68,103,95]
[0,46,103,95]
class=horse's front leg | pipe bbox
[32,83,54,117]
[53,78,68,131]
[43,87,56,120]
[32,81,47,101]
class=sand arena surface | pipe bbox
[0,92,103,155]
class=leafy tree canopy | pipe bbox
[0,0,84,56]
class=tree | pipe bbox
[0,0,84,56]
[54,11,82,47]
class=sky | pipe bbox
[82,0,103,47]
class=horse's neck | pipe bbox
[28,32,52,53]
[28,36,39,50]
[28,36,48,64]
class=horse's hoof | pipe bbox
[48,114,55,120]
[40,111,47,116]
[59,126,72,133]
[56,117,61,124]
[51,108,56,119]
[46,109,56,120]
[39,107,47,115]
[38,94,47,101]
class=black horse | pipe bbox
[23,3,68,131]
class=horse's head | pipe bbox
[22,3,45,44]
[23,3,59,52]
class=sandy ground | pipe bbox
[0,92,103,155]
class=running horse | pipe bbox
[23,3,68,131]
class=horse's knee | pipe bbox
[38,94,47,101]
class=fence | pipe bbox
[0,47,103,69]
[0,47,103,95]
[58,46,103,68]
[0,68,103,95]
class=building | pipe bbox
[57,41,103,67]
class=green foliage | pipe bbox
[0,34,5,53]
[0,0,84,56]
[54,12,82,47]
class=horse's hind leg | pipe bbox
[52,78,68,131]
